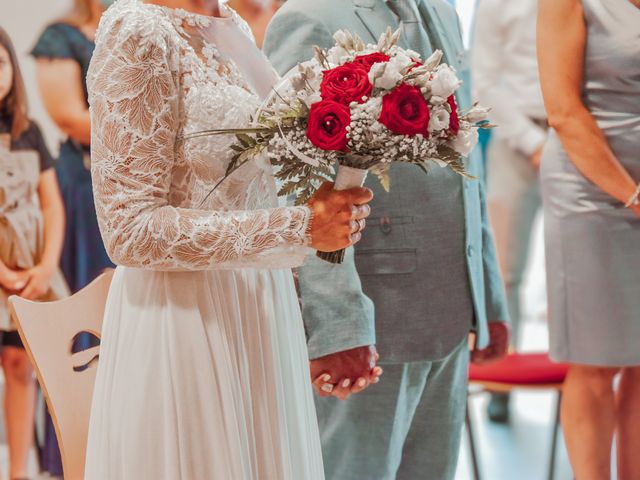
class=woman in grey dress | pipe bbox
[538,0,640,478]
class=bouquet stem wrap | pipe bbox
[317,165,369,264]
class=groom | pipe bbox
[265,1,509,478]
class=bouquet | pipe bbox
[187,28,491,263]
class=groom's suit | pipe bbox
[265,1,508,478]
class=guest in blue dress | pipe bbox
[31,0,110,474]
[539,0,640,478]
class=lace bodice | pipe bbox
[87,0,312,271]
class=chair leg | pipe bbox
[548,391,562,480]
[466,402,482,480]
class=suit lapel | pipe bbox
[417,1,455,63]
[418,1,471,107]
[353,0,400,44]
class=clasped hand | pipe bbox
[310,345,383,400]
[307,182,373,252]
[0,263,54,300]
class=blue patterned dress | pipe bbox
[31,22,114,475]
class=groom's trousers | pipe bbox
[314,338,469,480]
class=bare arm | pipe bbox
[36,59,92,145]
[537,0,639,213]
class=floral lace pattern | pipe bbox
[87,0,312,271]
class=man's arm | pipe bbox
[297,247,376,360]
[265,8,376,359]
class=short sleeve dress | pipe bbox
[31,23,114,293]
[0,116,69,331]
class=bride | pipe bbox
[84,0,373,478]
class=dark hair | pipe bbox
[0,26,30,140]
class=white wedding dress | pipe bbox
[84,1,324,478]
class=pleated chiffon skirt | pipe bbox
[85,266,324,479]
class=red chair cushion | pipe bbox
[469,353,569,385]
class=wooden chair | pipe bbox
[8,270,114,480]
[466,353,570,480]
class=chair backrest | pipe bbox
[8,270,114,480]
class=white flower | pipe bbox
[333,30,351,46]
[368,62,402,90]
[428,108,451,132]
[298,91,322,108]
[405,49,422,61]
[429,95,447,106]
[465,105,491,123]
[392,51,414,71]
[450,128,479,156]
[367,51,415,90]
[431,65,461,99]
[327,46,350,65]
[423,50,444,71]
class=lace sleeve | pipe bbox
[87,18,312,271]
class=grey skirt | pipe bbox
[541,130,640,367]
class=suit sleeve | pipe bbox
[478,159,510,324]
[264,10,377,359]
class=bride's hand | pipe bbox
[307,182,373,252]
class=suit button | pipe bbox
[467,245,475,257]
[380,216,392,234]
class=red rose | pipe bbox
[352,52,391,72]
[320,63,372,105]
[379,83,430,137]
[447,95,460,135]
[307,100,351,151]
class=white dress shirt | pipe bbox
[472,0,547,156]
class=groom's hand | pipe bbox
[310,345,382,400]
[471,321,510,365]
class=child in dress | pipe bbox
[0,27,68,479]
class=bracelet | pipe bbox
[625,182,640,208]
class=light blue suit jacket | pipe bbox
[264,0,508,363]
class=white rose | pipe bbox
[368,62,403,90]
[428,108,451,132]
[465,105,491,124]
[392,51,414,71]
[431,66,461,99]
[450,128,479,156]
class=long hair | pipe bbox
[0,26,29,140]
[64,0,99,27]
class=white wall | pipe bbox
[2,0,73,153]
